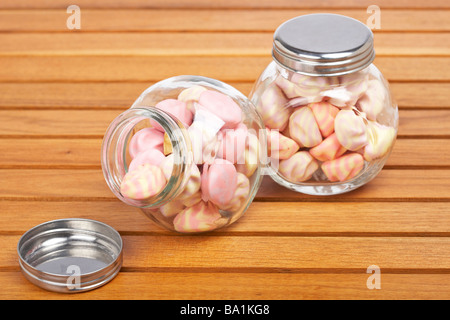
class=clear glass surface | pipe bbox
[249,62,399,195]
[102,76,266,232]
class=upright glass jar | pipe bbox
[249,14,398,195]
[102,76,266,233]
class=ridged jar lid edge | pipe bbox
[272,13,376,76]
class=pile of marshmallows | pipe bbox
[120,86,259,233]
[118,72,397,232]
[259,72,396,183]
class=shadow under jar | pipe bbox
[102,76,266,233]
[249,14,399,195]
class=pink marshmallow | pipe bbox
[321,153,364,182]
[177,85,208,113]
[278,151,319,183]
[289,73,331,96]
[128,127,164,159]
[324,73,369,107]
[289,106,323,148]
[217,123,248,164]
[120,164,167,200]
[173,201,224,233]
[256,83,290,131]
[357,80,386,121]
[309,101,340,138]
[235,133,260,178]
[363,121,396,161]
[197,90,242,129]
[309,133,347,162]
[178,163,201,202]
[159,199,185,218]
[334,109,369,151]
[266,129,299,160]
[128,148,165,173]
[201,158,238,208]
[151,99,193,131]
[218,172,250,212]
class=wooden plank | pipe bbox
[74,235,450,270]
[0,109,448,137]
[0,139,101,168]
[386,139,450,167]
[0,82,160,109]
[0,201,449,235]
[2,234,449,270]
[0,33,448,56]
[0,110,122,137]
[256,170,450,201]
[0,56,274,82]
[398,110,450,137]
[0,272,448,300]
[0,169,449,201]
[1,0,449,9]
[390,83,450,108]
[0,82,150,109]
[0,10,449,32]
[0,56,449,82]
[0,82,448,109]
[0,33,273,56]
[0,138,448,168]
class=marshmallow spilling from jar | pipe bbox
[119,86,260,233]
[256,71,396,184]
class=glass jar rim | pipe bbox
[101,107,192,208]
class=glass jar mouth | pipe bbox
[101,107,192,208]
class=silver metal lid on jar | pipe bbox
[17,219,123,293]
[272,14,375,76]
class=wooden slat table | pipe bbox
[0,0,449,300]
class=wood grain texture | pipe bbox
[2,235,449,270]
[0,33,449,56]
[1,109,449,137]
[0,82,449,109]
[0,9,449,32]
[256,171,450,201]
[1,272,448,300]
[0,138,449,168]
[1,201,449,235]
[0,169,449,201]
[1,56,449,82]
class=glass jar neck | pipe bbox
[274,61,372,79]
[101,107,193,208]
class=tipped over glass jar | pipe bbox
[101,76,266,233]
[249,13,399,195]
